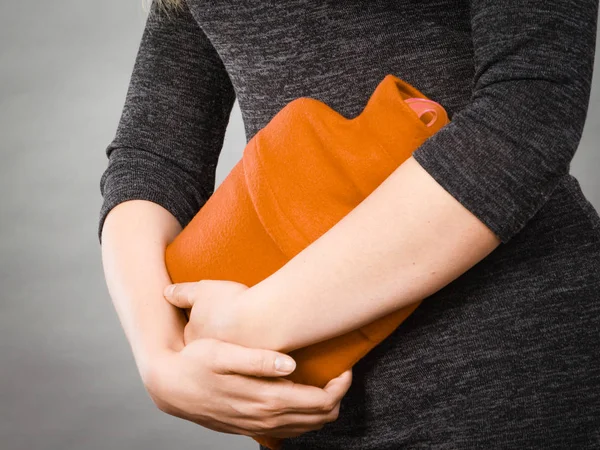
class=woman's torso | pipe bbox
[187,0,474,140]
[185,1,600,447]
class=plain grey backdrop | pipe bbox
[1,2,598,450]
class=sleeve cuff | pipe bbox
[411,121,563,245]
[98,148,212,244]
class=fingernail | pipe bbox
[164,284,175,298]
[274,357,296,373]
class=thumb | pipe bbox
[323,368,353,398]
[163,281,197,309]
[211,341,297,377]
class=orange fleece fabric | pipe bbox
[164,73,449,450]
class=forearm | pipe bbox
[101,200,187,376]
[229,156,501,352]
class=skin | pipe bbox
[101,199,353,439]
[163,156,502,354]
[102,150,501,440]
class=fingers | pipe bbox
[163,281,197,309]
[323,368,353,402]
[210,340,297,378]
[164,279,248,309]
[208,339,351,415]
[249,408,340,439]
[269,368,353,414]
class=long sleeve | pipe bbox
[411,0,598,244]
[98,0,236,243]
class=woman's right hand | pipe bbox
[143,338,353,439]
[101,200,351,439]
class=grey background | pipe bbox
[0,2,598,450]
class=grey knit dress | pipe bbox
[99,0,600,448]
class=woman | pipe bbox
[99,0,600,448]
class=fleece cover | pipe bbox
[164,73,449,450]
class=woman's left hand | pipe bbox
[163,279,247,345]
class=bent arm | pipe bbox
[101,200,186,377]
[98,0,236,241]
[227,156,500,352]
[98,0,235,372]
[212,0,598,353]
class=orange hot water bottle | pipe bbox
[164,74,449,450]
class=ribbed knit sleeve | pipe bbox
[98,0,236,243]
[411,0,598,244]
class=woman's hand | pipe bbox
[144,338,353,439]
[163,279,248,345]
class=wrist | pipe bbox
[224,284,288,352]
[203,293,247,344]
